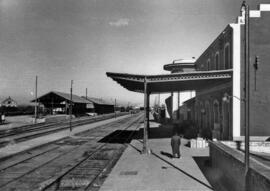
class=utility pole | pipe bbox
[69,80,73,132]
[86,88,88,99]
[242,1,250,190]
[34,76,38,124]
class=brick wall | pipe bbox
[196,26,233,71]
[240,12,270,136]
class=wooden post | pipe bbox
[171,92,174,122]
[34,76,38,124]
[243,2,250,190]
[147,92,150,136]
[69,80,73,132]
[177,91,180,120]
[142,77,151,154]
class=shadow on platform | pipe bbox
[99,124,176,144]
[133,125,174,140]
[193,156,227,191]
[128,141,213,190]
[160,151,173,159]
[98,130,137,144]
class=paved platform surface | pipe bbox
[100,136,213,191]
[0,115,130,160]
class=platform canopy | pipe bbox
[106,69,232,94]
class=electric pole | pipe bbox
[69,80,73,132]
[34,76,38,124]
[242,1,250,190]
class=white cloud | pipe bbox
[109,18,130,27]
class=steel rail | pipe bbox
[0,113,128,147]
[41,114,143,191]
[84,116,143,190]
[0,114,141,190]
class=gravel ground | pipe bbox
[0,115,34,129]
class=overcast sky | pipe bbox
[0,0,269,106]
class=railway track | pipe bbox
[0,112,128,148]
[0,113,144,190]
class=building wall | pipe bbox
[1,98,17,107]
[190,25,234,140]
[183,5,270,139]
[94,104,114,114]
[196,26,233,71]
[195,84,232,140]
[240,10,270,136]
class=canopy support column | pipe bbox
[177,91,180,120]
[171,92,174,122]
[142,77,151,155]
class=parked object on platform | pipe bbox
[190,138,208,148]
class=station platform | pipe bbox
[100,122,214,191]
[0,115,130,160]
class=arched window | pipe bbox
[205,101,211,128]
[199,101,204,129]
[215,52,219,70]
[222,93,232,139]
[224,43,231,69]
[195,103,199,123]
[213,100,220,124]
[207,59,210,71]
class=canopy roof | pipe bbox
[106,69,232,94]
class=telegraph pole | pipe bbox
[69,80,73,132]
[242,1,250,190]
[34,76,38,124]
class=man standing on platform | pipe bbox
[171,125,181,159]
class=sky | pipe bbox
[0,0,269,106]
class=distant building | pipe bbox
[82,97,114,114]
[0,96,18,108]
[32,91,92,116]
[32,91,115,116]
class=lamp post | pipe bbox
[242,1,250,190]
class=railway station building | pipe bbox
[32,91,114,116]
[82,97,115,114]
[107,4,270,141]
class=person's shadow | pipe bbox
[160,151,173,159]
